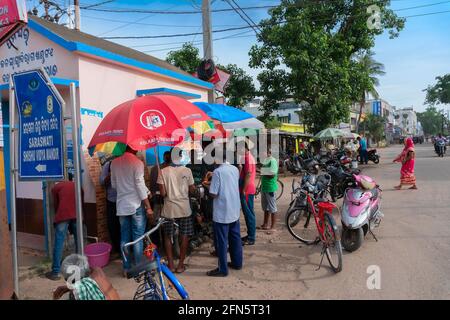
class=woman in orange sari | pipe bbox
[393,138,417,190]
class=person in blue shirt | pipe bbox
[357,136,368,165]
[206,151,243,277]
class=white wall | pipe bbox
[77,55,209,150]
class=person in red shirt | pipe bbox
[239,142,257,245]
[46,174,83,281]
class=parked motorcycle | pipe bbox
[357,149,380,164]
[281,152,303,174]
[340,174,383,252]
[325,160,361,202]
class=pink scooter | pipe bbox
[340,174,383,252]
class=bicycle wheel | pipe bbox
[276,179,284,200]
[285,206,319,245]
[154,264,190,300]
[323,213,343,273]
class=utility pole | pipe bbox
[74,0,80,31]
[44,0,50,20]
[202,0,214,103]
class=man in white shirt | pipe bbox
[157,148,195,274]
[207,152,243,277]
[111,146,153,272]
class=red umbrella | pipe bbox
[88,95,211,152]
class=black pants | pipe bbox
[106,200,121,253]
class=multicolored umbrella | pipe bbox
[88,95,211,156]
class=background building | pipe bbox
[244,98,303,124]
[395,107,418,136]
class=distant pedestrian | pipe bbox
[393,137,418,190]
[157,148,195,274]
[257,149,279,233]
[45,174,82,281]
[207,152,242,277]
[111,146,153,273]
[358,136,368,164]
[239,142,256,246]
[99,161,121,254]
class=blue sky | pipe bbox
[73,0,450,112]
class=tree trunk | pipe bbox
[356,92,366,133]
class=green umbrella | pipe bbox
[313,128,347,140]
[233,128,259,137]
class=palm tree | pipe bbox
[356,51,386,132]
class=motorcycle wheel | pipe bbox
[341,226,364,252]
[373,156,380,164]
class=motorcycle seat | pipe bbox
[126,258,159,279]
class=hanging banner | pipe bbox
[0,0,28,46]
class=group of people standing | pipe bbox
[97,143,279,278]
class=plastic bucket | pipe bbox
[85,242,112,268]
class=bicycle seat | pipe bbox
[126,258,159,279]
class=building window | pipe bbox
[278,116,289,123]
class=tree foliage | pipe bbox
[354,51,385,131]
[217,64,256,108]
[249,0,404,133]
[166,44,255,107]
[425,74,450,106]
[166,43,202,75]
[360,114,385,143]
[259,116,282,129]
[417,106,444,136]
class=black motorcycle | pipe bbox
[357,149,380,164]
[326,161,360,202]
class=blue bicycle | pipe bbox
[122,218,190,300]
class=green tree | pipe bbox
[217,64,256,108]
[166,43,201,74]
[355,51,386,131]
[360,114,385,144]
[259,116,282,129]
[425,74,450,106]
[249,0,404,133]
[417,106,444,136]
[166,46,255,107]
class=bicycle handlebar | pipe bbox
[121,217,178,262]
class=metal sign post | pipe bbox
[70,83,84,255]
[8,75,19,298]
[10,68,68,297]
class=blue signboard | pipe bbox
[372,100,382,116]
[12,69,64,180]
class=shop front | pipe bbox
[0,16,212,250]
[278,123,313,155]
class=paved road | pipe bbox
[19,143,450,299]
[175,143,450,300]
